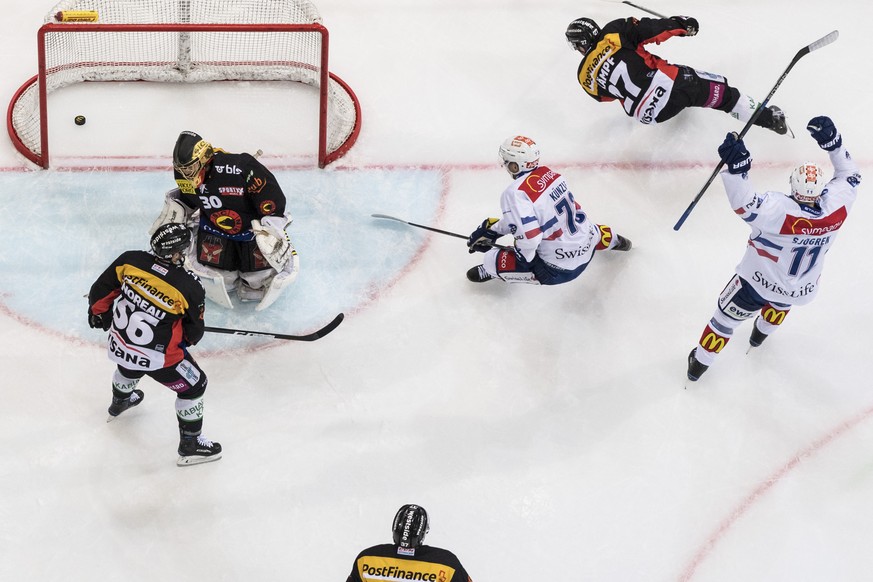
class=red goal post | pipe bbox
[6,0,361,169]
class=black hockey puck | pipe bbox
[74,115,86,126]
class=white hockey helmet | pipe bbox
[789,162,826,205]
[499,135,540,177]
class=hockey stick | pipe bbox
[371,214,510,250]
[204,313,344,341]
[620,1,666,18]
[673,29,839,231]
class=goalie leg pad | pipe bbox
[255,251,300,311]
[184,253,237,309]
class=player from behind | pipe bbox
[687,116,860,382]
[345,504,473,582]
[87,223,222,465]
[466,135,631,285]
[150,130,299,311]
[565,16,788,134]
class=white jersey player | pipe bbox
[688,116,860,382]
[466,135,631,285]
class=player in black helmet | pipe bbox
[565,15,788,134]
[345,504,473,582]
[150,130,299,311]
[87,223,221,466]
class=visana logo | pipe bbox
[641,86,667,124]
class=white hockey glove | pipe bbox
[252,215,294,272]
[149,188,196,236]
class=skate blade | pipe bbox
[176,453,223,467]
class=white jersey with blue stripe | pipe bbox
[721,145,860,305]
[491,166,599,270]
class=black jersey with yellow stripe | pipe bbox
[575,17,688,103]
[89,250,205,371]
[175,150,287,240]
[347,544,472,582]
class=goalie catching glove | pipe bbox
[148,188,196,236]
[251,215,295,272]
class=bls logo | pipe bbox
[215,164,242,175]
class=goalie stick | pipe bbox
[673,29,839,231]
[204,313,344,342]
[370,214,510,250]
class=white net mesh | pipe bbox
[10,0,358,166]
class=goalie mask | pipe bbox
[150,223,191,265]
[173,131,214,189]
[499,135,540,178]
[566,17,600,55]
[392,504,429,549]
[789,162,826,205]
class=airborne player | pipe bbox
[565,16,788,134]
[150,131,299,310]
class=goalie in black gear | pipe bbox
[150,130,299,311]
[345,505,473,582]
[87,223,222,466]
[565,16,788,134]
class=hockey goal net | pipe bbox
[6,0,360,168]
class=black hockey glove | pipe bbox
[88,310,112,331]
[671,15,698,36]
[807,116,841,151]
[467,218,500,254]
[718,132,752,175]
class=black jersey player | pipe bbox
[346,505,473,582]
[151,131,299,310]
[88,223,221,466]
[565,16,788,134]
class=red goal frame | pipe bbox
[7,22,361,168]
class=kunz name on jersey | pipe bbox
[215,164,242,175]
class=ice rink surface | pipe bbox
[1,1,871,581]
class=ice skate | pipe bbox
[466,265,493,283]
[686,349,709,382]
[746,324,769,354]
[611,235,632,251]
[177,435,222,466]
[758,105,791,136]
[106,389,144,422]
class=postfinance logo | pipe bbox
[358,557,455,582]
